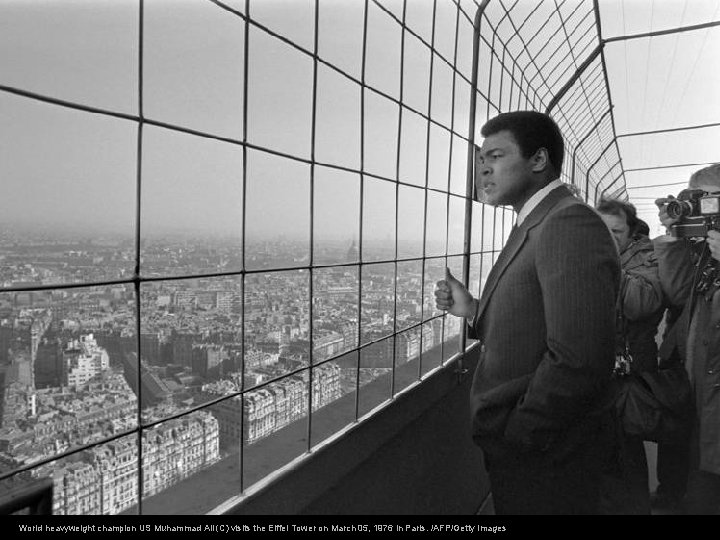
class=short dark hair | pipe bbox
[596,198,643,236]
[635,218,650,237]
[480,111,565,176]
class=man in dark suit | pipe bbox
[435,111,620,514]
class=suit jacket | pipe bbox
[468,185,620,466]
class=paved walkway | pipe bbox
[476,442,677,515]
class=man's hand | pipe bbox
[434,268,477,319]
[655,195,681,233]
[708,230,720,262]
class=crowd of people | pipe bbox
[435,110,720,515]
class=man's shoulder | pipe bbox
[654,235,698,264]
[534,196,617,254]
[522,187,592,228]
[543,194,605,226]
[624,235,655,258]
[551,191,592,211]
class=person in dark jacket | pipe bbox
[654,163,720,514]
[596,199,665,514]
[435,111,619,515]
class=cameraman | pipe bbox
[654,163,720,514]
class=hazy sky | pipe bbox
[0,0,461,242]
[1,0,718,240]
[600,0,720,234]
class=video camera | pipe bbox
[665,188,720,238]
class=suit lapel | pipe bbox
[475,223,526,322]
[475,186,572,323]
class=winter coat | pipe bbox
[618,235,664,373]
[655,235,720,474]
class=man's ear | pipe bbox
[530,147,550,173]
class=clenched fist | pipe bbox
[434,268,477,319]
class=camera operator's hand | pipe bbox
[435,268,477,320]
[707,230,720,263]
[655,195,680,237]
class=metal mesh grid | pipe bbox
[470,0,626,206]
[8,0,701,515]
[0,0,485,514]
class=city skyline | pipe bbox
[0,230,465,514]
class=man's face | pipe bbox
[600,212,631,252]
[476,130,536,209]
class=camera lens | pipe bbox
[666,200,693,219]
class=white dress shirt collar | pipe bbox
[515,178,565,226]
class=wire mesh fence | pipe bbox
[0,0,630,515]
